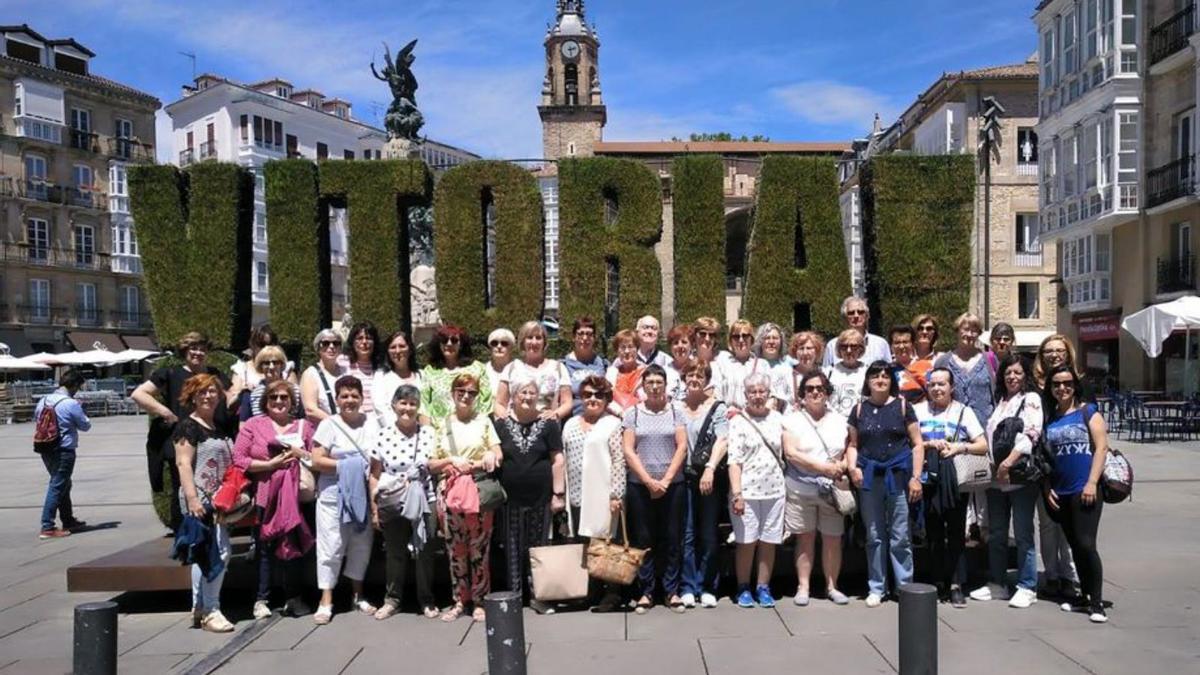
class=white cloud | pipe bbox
[770,80,896,128]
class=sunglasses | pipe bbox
[731,333,753,341]
[841,344,865,351]
[1051,380,1075,390]
[917,325,936,332]
[803,385,826,394]
[489,340,511,348]
[846,309,867,316]
[268,394,291,402]
[319,340,342,349]
[454,388,479,398]
[581,390,605,400]
[443,336,461,345]
[695,330,715,338]
[261,360,282,367]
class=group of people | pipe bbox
[91,296,1112,633]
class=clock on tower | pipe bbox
[539,0,606,161]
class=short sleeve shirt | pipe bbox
[312,415,379,495]
[500,359,571,413]
[914,401,985,444]
[622,404,683,484]
[434,415,499,463]
[495,416,561,507]
[781,409,848,495]
[727,410,786,500]
[825,362,867,418]
[563,353,609,416]
[172,417,233,511]
[848,398,917,462]
[674,399,729,464]
[561,416,625,505]
[150,365,232,430]
[1046,404,1099,496]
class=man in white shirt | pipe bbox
[635,315,671,368]
[822,296,892,367]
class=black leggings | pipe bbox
[1057,493,1104,607]
[924,500,967,588]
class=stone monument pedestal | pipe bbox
[385,137,421,159]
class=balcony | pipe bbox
[112,310,151,329]
[0,242,111,270]
[19,179,63,204]
[1157,253,1196,295]
[199,140,218,161]
[1149,4,1196,68]
[74,306,102,328]
[16,304,67,326]
[1146,155,1194,209]
[1013,249,1044,267]
[66,186,105,210]
[1016,161,1038,176]
[69,129,100,153]
[107,137,154,163]
[178,148,195,166]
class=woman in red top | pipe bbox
[606,329,645,413]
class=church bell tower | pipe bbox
[539,0,606,161]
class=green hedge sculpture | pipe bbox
[318,160,432,335]
[558,157,662,333]
[265,160,326,357]
[128,162,253,349]
[432,161,545,335]
[671,155,726,325]
[743,156,850,335]
[861,155,974,340]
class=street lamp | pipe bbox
[978,95,1005,330]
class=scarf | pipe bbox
[259,462,315,560]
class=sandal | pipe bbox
[423,606,441,619]
[353,596,377,615]
[472,606,486,622]
[313,604,333,625]
[634,597,653,615]
[667,595,686,613]
[441,603,465,622]
[374,601,400,620]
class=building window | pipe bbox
[76,282,97,325]
[109,164,128,213]
[254,210,267,245]
[27,218,50,263]
[256,260,269,292]
[275,85,291,99]
[317,142,328,160]
[1018,282,1040,319]
[240,114,249,143]
[1117,110,1139,209]
[74,224,95,267]
[1016,213,1041,253]
[115,118,132,139]
[24,153,48,181]
[344,149,354,160]
[1173,109,1193,162]
[120,285,140,321]
[1017,127,1038,165]
[73,164,93,189]
[29,279,51,320]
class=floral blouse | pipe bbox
[561,415,627,504]
[419,362,492,431]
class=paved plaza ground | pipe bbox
[0,416,1198,674]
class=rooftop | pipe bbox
[0,53,158,105]
[594,140,852,155]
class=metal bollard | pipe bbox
[898,583,938,675]
[74,601,119,675]
[483,591,527,675]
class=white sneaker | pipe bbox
[680,593,696,608]
[968,585,992,602]
[699,593,718,608]
[201,610,235,633]
[1088,609,1108,624]
[253,600,272,620]
[1008,588,1037,609]
[793,591,810,606]
[865,593,883,608]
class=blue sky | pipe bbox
[5,0,1037,159]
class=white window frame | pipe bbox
[27,217,50,262]
[74,224,95,266]
[29,279,51,318]
[1018,282,1040,320]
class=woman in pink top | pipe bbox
[343,321,383,415]
[233,380,315,620]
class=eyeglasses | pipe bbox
[261,360,282,367]
[575,330,595,338]
[731,333,753,341]
[489,340,511,348]
[803,385,826,394]
[319,340,342,349]
[1043,348,1067,355]
[454,388,479,398]
[268,394,291,402]
[581,391,605,400]
[917,325,936,333]
[841,344,865,352]
[846,309,867,316]
[443,336,461,345]
[1051,380,1075,390]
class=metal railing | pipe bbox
[1157,253,1196,294]
[199,140,218,160]
[111,310,151,329]
[107,137,154,162]
[0,177,106,210]
[1146,155,1194,208]
[74,306,102,327]
[1150,3,1196,66]
[69,129,100,152]
[15,304,67,325]
[178,148,195,166]
[0,242,112,269]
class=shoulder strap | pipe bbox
[316,367,337,413]
[329,417,369,460]
[737,411,785,471]
[798,409,833,459]
[696,401,719,441]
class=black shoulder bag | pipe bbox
[685,402,721,478]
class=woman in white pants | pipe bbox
[311,375,379,624]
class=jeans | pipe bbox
[41,449,77,531]
[859,485,913,597]
[680,477,720,596]
[192,524,231,613]
[985,486,1038,591]
[381,512,437,610]
[254,522,301,602]
[1037,498,1077,584]
[1057,493,1104,607]
[627,481,684,599]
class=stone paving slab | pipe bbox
[527,638,704,675]
[1037,626,1200,675]
[700,634,893,674]
[626,601,790,641]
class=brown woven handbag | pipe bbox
[586,511,647,586]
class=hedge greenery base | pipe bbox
[861,155,975,340]
[264,160,325,359]
[433,161,545,335]
[671,155,726,323]
[558,157,663,331]
[128,162,254,351]
[743,156,851,335]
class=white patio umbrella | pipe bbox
[1121,295,1200,395]
[0,355,52,371]
[50,350,124,366]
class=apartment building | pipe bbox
[0,25,159,356]
[165,74,478,326]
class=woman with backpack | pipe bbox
[1042,365,1110,624]
[676,359,728,609]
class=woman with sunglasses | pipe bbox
[986,322,1016,376]
[606,329,645,413]
[231,324,297,414]
[485,328,517,402]
[824,328,868,418]
[1042,365,1110,624]
[563,317,609,417]
[781,370,849,607]
[777,332,825,411]
[245,346,302,419]
[676,359,728,609]
[342,322,384,416]
[300,329,349,424]
[372,330,424,426]
[310,376,379,625]
[717,319,776,413]
[914,367,987,608]
[233,379,314,620]
[420,324,492,432]
[623,365,688,613]
[846,360,924,607]
[912,314,942,363]
[495,320,572,421]
[561,375,625,611]
[1031,334,1084,599]
[429,373,501,623]
[495,376,566,613]
[692,317,725,395]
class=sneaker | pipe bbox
[39,528,70,540]
[63,519,88,532]
[1060,600,1086,613]
[793,591,810,607]
[865,593,883,608]
[201,610,235,633]
[699,593,718,608]
[313,604,334,625]
[968,585,992,602]
[1088,605,1108,624]
[680,593,696,609]
[736,587,755,608]
[530,599,556,615]
[1008,588,1037,609]
[755,585,775,608]
[252,600,272,620]
[949,587,966,608]
[827,589,849,606]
